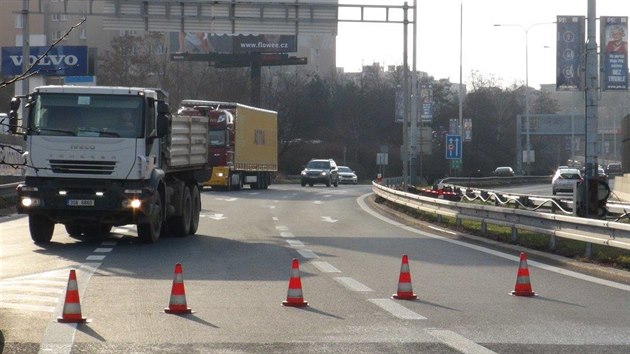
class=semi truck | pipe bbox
[9,85,210,243]
[178,100,278,190]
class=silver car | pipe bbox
[337,166,358,184]
[552,168,583,195]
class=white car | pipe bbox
[337,166,358,184]
[552,168,583,195]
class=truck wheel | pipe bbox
[189,185,201,235]
[138,193,163,243]
[170,186,192,237]
[29,214,54,244]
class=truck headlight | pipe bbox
[21,197,41,207]
[122,198,142,209]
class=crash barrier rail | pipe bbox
[0,182,19,198]
[373,179,630,256]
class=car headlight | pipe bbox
[301,171,307,176]
[320,171,328,176]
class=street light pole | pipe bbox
[494,22,554,175]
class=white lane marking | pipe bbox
[275,225,289,231]
[280,232,295,238]
[206,213,227,220]
[268,206,276,209]
[368,298,426,320]
[286,240,304,247]
[2,294,59,303]
[358,193,630,292]
[427,224,457,236]
[321,216,338,223]
[334,277,373,292]
[93,248,113,253]
[426,329,497,354]
[215,197,237,202]
[297,249,319,259]
[86,255,106,261]
[0,303,56,313]
[310,261,341,273]
[272,217,279,221]
[313,200,323,204]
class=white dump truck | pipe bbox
[10,85,209,243]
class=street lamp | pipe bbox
[493,22,554,175]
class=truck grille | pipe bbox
[49,160,116,175]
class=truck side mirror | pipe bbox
[155,101,170,138]
[8,97,20,134]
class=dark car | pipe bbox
[607,163,622,177]
[492,166,515,177]
[300,159,339,187]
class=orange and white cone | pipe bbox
[57,269,89,323]
[392,254,417,300]
[282,258,308,307]
[164,263,193,314]
[511,252,536,297]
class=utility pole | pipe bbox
[583,0,599,217]
[402,2,409,186]
[21,0,30,101]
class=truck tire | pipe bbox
[29,214,55,244]
[138,192,163,243]
[189,185,201,235]
[170,186,192,237]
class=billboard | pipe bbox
[172,33,297,54]
[600,16,628,91]
[556,16,585,91]
[1,46,88,76]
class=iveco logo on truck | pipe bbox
[70,144,96,150]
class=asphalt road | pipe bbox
[1,184,630,353]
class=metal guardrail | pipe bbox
[0,182,20,198]
[372,180,630,253]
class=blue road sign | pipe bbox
[445,134,462,159]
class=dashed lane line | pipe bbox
[368,298,427,320]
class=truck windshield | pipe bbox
[208,130,226,146]
[29,93,144,138]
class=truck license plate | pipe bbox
[67,199,95,207]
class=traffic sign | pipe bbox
[445,135,462,160]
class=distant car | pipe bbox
[300,159,339,187]
[606,162,622,176]
[492,166,515,177]
[552,168,583,195]
[337,166,358,184]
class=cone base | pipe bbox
[510,290,536,297]
[282,300,308,307]
[164,307,194,314]
[392,293,418,300]
[57,316,89,323]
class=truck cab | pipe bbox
[12,85,207,244]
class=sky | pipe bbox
[336,0,630,89]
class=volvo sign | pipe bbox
[1,46,88,76]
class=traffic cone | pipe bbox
[282,258,308,307]
[57,269,89,323]
[511,252,536,297]
[164,263,193,314]
[392,254,417,300]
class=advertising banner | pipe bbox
[419,83,433,123]
[463,118,472,142]
[601,16,628,91]
[556,16,585,91]
[1,46,88,76]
